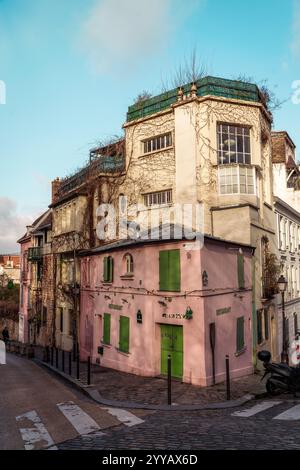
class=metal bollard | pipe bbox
[55,348,58,369]
[167,354,172,405]
[69,351,72,376]
[87,356,91,385]
[226,355,231,401]
[62,350,65,372]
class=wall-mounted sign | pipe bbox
[162,313,186,320]
[216,307,231,316]
[202,270,208,287]
[108,303,123,311]
[137,310,142,323]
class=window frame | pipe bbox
[143,189,173,207]
[217,123,251,165]
[218,165,256,195]
[141,132,173,156]
[124,253,134,275]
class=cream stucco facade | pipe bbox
[122,83,278,365]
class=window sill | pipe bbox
[116,348,130,357]
[139,146,173,158]
[138,203,173,211]
[101,342,112,348]
[235,346,247,357]
[102,281,113,286]
[120,274,134,280]
[159,289,181,293]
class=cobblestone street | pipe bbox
[59,399,300,450]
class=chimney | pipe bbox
[51,177,61,204]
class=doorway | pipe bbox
[160,324,183,379]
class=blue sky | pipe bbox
[0,0,299,252]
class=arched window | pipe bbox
[124,253,134,275]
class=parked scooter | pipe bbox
[257,350,300,396]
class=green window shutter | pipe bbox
[159,251,169,291]
[237,254,245,289]
[168,249,181,292]
[103,257,109,282]
[159,249,181,292]
[119,316,130,353]
[103,313,111,344]
[257,310,262,344]
[236,316,245,352]
[109,257,114,282]
[263,309,269,340]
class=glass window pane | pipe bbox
[245,154,251,164]
[237,153,244,163]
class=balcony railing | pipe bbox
[27,247,43,262]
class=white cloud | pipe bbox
[291,0,300,58]
[0,197,34,253]
[80,0,173,74]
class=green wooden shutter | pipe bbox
[237,254,245,289]
[257,310,262,344]
[159,251,169,291]
[263,309,269,340]
[119,316,130,353]
[236,316,245,352]
[109,257,114,282]
[103,313,111,344]
[168,249,181,292]
[159,249,181,292]
[103,257,108,282]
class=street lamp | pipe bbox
[277,275,288,364]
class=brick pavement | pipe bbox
[9,342,265,406]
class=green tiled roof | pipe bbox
[127,76,261,122]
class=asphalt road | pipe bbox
[2,353,300,450]
[0,353,147,450]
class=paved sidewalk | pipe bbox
[89,366,265,406]
[9,342,266,408]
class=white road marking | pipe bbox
[102,407,144,427]
[273,404,300,421]
[232,401,282,418]
[57,401,101,435]
[16,410,57,450]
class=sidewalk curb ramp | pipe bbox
[35,359,255,411]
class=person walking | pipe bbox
[2,326,9,344]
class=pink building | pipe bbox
[79,236,254,386]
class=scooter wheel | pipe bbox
[266,379,280,396]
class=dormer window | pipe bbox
[218,124,251,165]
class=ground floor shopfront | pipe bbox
[79,236,254,386]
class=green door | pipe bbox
[160,324,183,379]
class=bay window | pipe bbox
[218,124,251,164]
[219,165,255,195]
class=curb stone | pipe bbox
[35,359,255,411]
